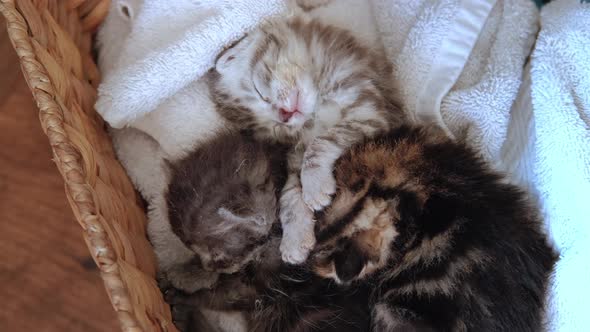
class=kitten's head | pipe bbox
[188,182,279,274]
[309,187,402,285]
[209,17,380,141]
[308,128,440,285]
[167,134,286,274]
[211,23,317,139]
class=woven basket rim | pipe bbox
[0,1,143,331]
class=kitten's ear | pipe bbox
[215,34,251,74]
[421,193,459,236]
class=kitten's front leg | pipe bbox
[302,115,390,211]
[300,140,341,211]
[279,150,316,264]
[301,123,365,211]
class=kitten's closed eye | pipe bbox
[252,80,270,104]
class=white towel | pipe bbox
[99,0,538,163]
[96,0,287,158]
[502,0,590,330]
[373,0,539,166]
[99,1,564,329]
[96,0,286,127]
[109,127,195,276]
[97,0,383,158]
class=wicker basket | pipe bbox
[0,1,176,331]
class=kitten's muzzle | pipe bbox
[278,89,301,123]
[279,107,301,122]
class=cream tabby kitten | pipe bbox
[208,15,403,264]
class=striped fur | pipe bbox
[208,15,404,264]
[169,125,556,332]
[308,125,558,331]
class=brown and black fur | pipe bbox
[308,124,558,331]
[167,125,556,332]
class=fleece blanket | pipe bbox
[96,0,590,330]
[96,0,287,157]
[501,1,590,330]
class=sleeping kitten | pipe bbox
[169,124,556,331]
[306,124,558,331]
[208,14,404,264]
[163,131,287,294]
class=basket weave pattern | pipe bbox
[0,1,176,331]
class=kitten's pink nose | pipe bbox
[278,89,300,123]
[279,107,298,122]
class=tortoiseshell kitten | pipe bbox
[162,131,287,296]
[208,12,404,264]
[303,124,558,331]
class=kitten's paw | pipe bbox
[279,207,316,264]
[301,166,336,211]
[280,227,316,264]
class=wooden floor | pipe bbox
[0,21,118,331]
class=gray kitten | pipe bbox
[161,131,287,332]
[162,131,287,290]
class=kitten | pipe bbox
[167,236,372,332]
[169,125,556,332]
[208,14,404,264]
[306,124,558,331]
[163,131,287,293]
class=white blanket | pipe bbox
[504,1,590,330]
[375,0,539,166]
[98,0,590,330]
[96,0,286,126]
[97,0,288,157]
[99,0,539,164]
